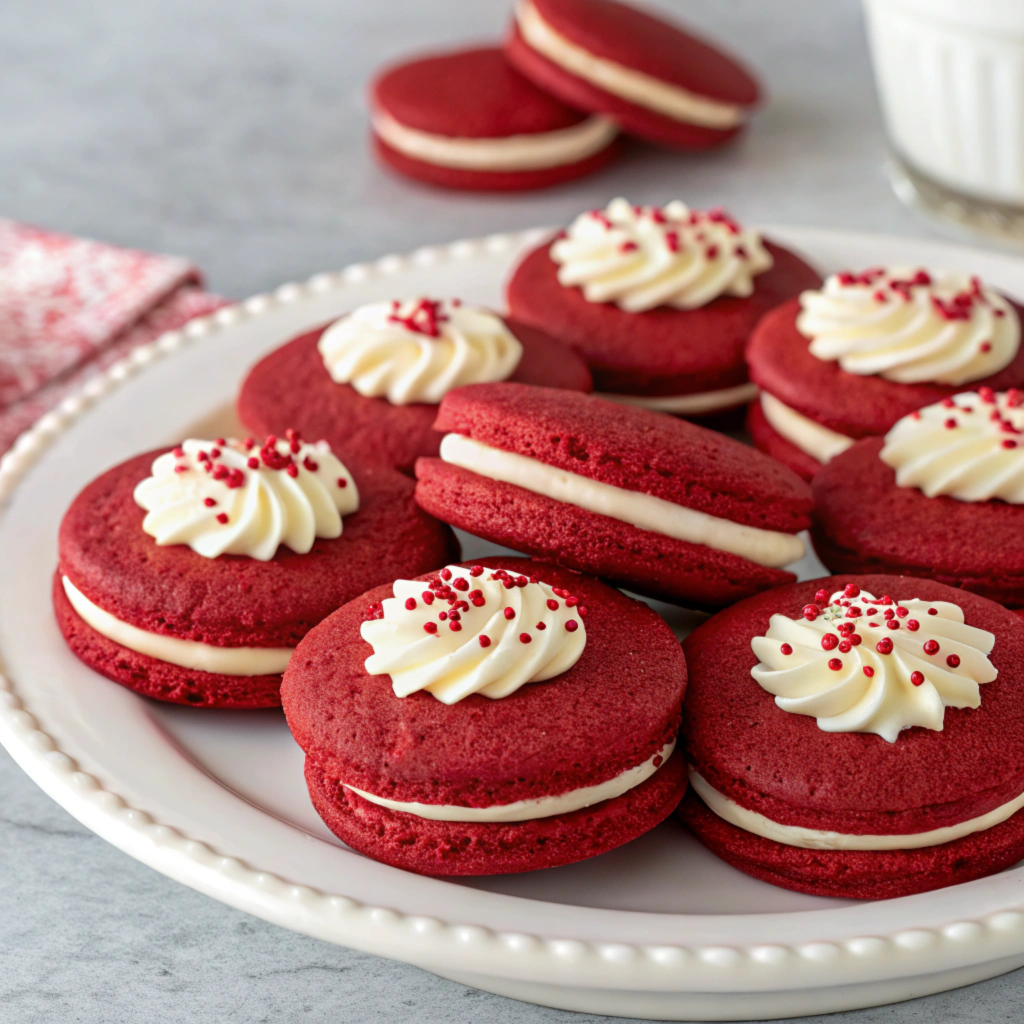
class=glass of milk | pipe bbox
[863,0,1024,242]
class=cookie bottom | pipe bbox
[679,788,1024,900]
[306,749,688,876]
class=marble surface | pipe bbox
[1,0,1021,1021]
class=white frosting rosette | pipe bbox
[797,267,1020,385]
[550,197,773,313]
[134,433,358,561]
[880,389,1024,503]
[317,298,523,405]
[750,586,997,742]
[361,564,586,704]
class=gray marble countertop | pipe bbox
[1,0,1021,1021]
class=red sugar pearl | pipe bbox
[780,643,793,655]
[449,621,462,632]
[863,666,875,677]
[814,589,830,604]
[802,604,821,621]
[906,619,919,631]
[828,658,843,671]
[869,622,881,629]
[404,598,416,611]
[478,635,491,648]
[536,622,547,631]
[884,608,895,619]
[203,497,216,507]
[565,620,579,632]
[519,633,532,644]
[577,606,588,618]
[876,638,894,655]
[850,634,862,646]
[423,622,437,634]
[928,608,938,615]
[246,457,258,469]
[947,654,961,668]
[565,596,579,607]
[470,566,484,577]
[887,619,900,630]
[216,512,229,525]
[821,633,839,651]
[838,640,852,653]
[471,596,486,608]
[1004,439,1018,449]
[546,599,559,610]
[896,607,909,617]
[286,464,299,478]
[910,671,925,686]
[923,639,941,655]
[452,577,469,592]
[503,608,516,620]
[438,611,447,621]
[844,584,860,598]
[422,592,434,605]
[440,568,452,581]
[337,477,347,488]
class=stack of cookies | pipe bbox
[54,194,1024,898]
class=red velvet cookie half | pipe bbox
[747,268,1024,480]
[506,0,761,150]
[237,299,591,475]
[680,575,1024,899]
[506,199,820,418]
[370,45,620,191]
[56,436,459,708]
[414,383,812,609]
[282,558,687,876]
[811,391,1024,609]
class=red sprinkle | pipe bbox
[863,666,875,677]
[802,604,821,621]
[479,635,491,648]
[440,568,452,581]
[780,643,793,655]
[923,639,940,655]
[928,608,938,615]
[449,621,462,632]
[838,640,852,653]
[470,566,484,577]
[203,497,216,507]
[503,608,516,620]
[887,619,900,630]
[910,671,925,686]
[424,622,437,634]
[216,512,229,525]
[906,619,920,631]
[536,622,547,631]
[337,478,348,488]
[546,599,559,610]
[947,654,961,667]
[814,588,830,604]
[565,620,579,632]
[828,658,843,671]
[821,633,839,651]
[519,633,532,644]
[844,584,860,598]
[404,598,417,611]
[876,638,894,655]
[452,577,469,592]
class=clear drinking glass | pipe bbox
[863,0,1024,243]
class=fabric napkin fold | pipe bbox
[0,219,229,455]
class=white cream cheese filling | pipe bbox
[600,382,758,415]
[62,576,293,677]
[372,109,617,171]
[439,433,805,570]
[346,741,675,823]
[516,0,744,130]
[759,392,855,464]
[689,768,1024,851]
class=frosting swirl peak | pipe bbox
[798,267,1020,385]
[318,298,523,406]
[361,565,586,704]
[751,587,996,742]
[550,197,773,313]
[134,433,359,561]
[880,390,1024,503]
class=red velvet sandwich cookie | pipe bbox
[55,432,459,708]
[506,0,761,150]
[748,266,1024,480]
[281,557,687,876]
[414,383,813,608]
[370,45,620,191]
[506,199,821,419]
[237,298,591,475]
[811,390,1024,609]
[680,575,1024,899]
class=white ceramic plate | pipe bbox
[3,226,1024,1023]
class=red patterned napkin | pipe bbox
[0,219,229,454]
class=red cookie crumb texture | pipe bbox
[281,558,688,874]
[679,787,1024,900]
[237,320,591,475]
[431,383,812,531]
[683,576,1024,840]
[745,396,826,483]
[505,0,760,150]
[55,450,460,706]
[811,437,1024,608]
[506,239,821,399]
[748,298,1024,441]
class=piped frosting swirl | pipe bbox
[797,267,1020,385]
[550,197,773,312]
[361,565,586,704]
[880,389,1024,503]
[751,586,997,742]
[317,298,523,405]
[134,432,359,561]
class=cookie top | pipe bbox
[521,0,760,107]
[433,383,812,534]
[59,449,459,648]
[749,297,1024,439]
[684,575,1024,835]
[372,45,594,139]
[507,235,821,396]
[813,435,1024,581]
[282,558,686,807]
